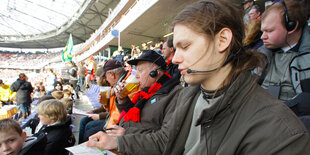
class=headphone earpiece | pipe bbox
[148,55,164,78]
[286,20,297,31]
[280,0,297,31]
[149,68,159,78]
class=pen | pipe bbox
[92,138,107,155]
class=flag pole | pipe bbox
[118,30,120,49]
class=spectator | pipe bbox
[0,119,47,155]
[85,57,97,88]
[32,85,41,100]
[77,67,108,144]
[54,81,63,91]
[21,95,56,133]
[162,39,181,81]
[62,89,72,99]
[259,0,310,101]
[68,62,78,91]
[112,46,126,64]
[60,97,73,115]
[87,0,310,154]
[11,73,34,119]
[78,59,139,144]
[141,42,148,50]
[0,79,16,105]
[51,91,64,100]
[34,99,75,155]
[248,5,261,21]
[77,61,86,91]
[242,0,255,25]
[259,0,310,133]
[45,69,57,95]
[87,50,182,154]
[130,44,141,58]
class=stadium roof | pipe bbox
[0,0,119,49]
[0,0,258,49]
[0,0,84,36]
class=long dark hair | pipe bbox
[172,0,265,87]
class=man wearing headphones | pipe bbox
[259,0,310,101]
[86,50,183,154]
[259,0,310,133]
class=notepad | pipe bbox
[66,142,115,155]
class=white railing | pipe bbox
[76,0,159,62]
[74,0,130,54]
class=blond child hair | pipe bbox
[51,91,64,100]
[63,85,73,93]
[38,99,67,123]
[62,89,72,98]
[60,98,73,112]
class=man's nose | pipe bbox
[261,32,267,40]
[2,143,12,152]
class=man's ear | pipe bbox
[22,132,27,141]
[215,28,233,53]
[111,72,116,79]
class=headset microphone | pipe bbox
[186,53,234,74]
[186,68,218,74]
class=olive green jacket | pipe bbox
[164,71,310,155]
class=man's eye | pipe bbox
[8,138,15,143]
[182,45,189,49]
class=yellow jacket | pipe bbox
[0,84,16,102]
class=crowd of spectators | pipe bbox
[0,51,62,69]
[1,0,310,154]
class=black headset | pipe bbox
[280,0,297,31]
[149,66,162,78]
[148,55,165,78]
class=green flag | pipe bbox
[62,34,73,62]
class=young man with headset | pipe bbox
[86,50,183,154]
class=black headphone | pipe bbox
[149,66,161,78]
[148,55,165,78]
[280,0,297,31]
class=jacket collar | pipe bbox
[156,77,180,94]
[298,25,310,53]
[42,116,72,130]
[194,71,257,126]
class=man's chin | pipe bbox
[264,44,276,49]
[4,152,15,155]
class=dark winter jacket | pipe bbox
[167,62,181,82]
[285,92,310,133]
[11,79,33,104]
[163,71,310,154]
[34,116,75,155]
[116,77,182,155]
[19,132,47,155]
